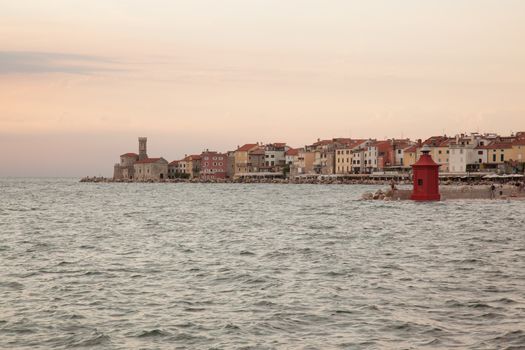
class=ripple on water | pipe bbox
[0,179,524,349]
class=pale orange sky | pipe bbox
[1,0,524,176]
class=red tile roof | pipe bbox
[438,138,453,147]
[120,152,138,158]
[312,139,333,146]
[512,139,525,146]
[476,142,513,149]
[169,160,179,166]
[333,138,354,144]
[182,155,201,161]
[372,140,390,147]
[336,139,366,149]
[286,148,299,156]
[237,143,258,152]
[135,158,163,164]
[249,148,265,155]
[422,136,447,147]
[404,145,418,153]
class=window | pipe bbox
[478,150,483,155]
[446,150,449,154]
[438,150,442,154]
[501,154,504,162]
[418,179,423,186]
[493,154,496,162]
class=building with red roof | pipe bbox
[200,151,227,179]
[233,143,260,176]
[335,139,367,174]
[133,157,168,181]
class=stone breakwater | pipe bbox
[80,176,523,187]
[80,176,412,185]
[362,184,525,201]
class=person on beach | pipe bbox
[490,184,496,199]
[390,179,397,192]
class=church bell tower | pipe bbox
[138,137,148,160]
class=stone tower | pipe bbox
[138,137,148,160]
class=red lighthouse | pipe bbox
[410,145,440,201]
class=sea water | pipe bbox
[1,178,524,349]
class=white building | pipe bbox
[449,133,491,173]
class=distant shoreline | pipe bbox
[79,176,523,187]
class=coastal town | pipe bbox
[100,132,525,184]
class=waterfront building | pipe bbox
[419,136,452,172]
[285,148,299,165]
[448,133,492,173]
[113,137,151,180]
[200,151,227,179]
[168,160,182,179]
[403,145,418,168]
[335,140,366,174]
[482,141,514,170]
[114,152,138,180]
[248,147,266,172]
[308,138,359,175]
[350,140,375,174]
[134,157,169,181]
[174,155,202,179]
[226,151,236,179]
[511,139,525,163]
[234,143,259,175]
[363,141,380,173]
[182,155,202,179]
[374,140,395,171]
[390,139,413,167]
[264,143,288,172]
[290,148,315,176]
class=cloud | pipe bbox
[0,51,121,75]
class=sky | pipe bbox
[1,0,524,176]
